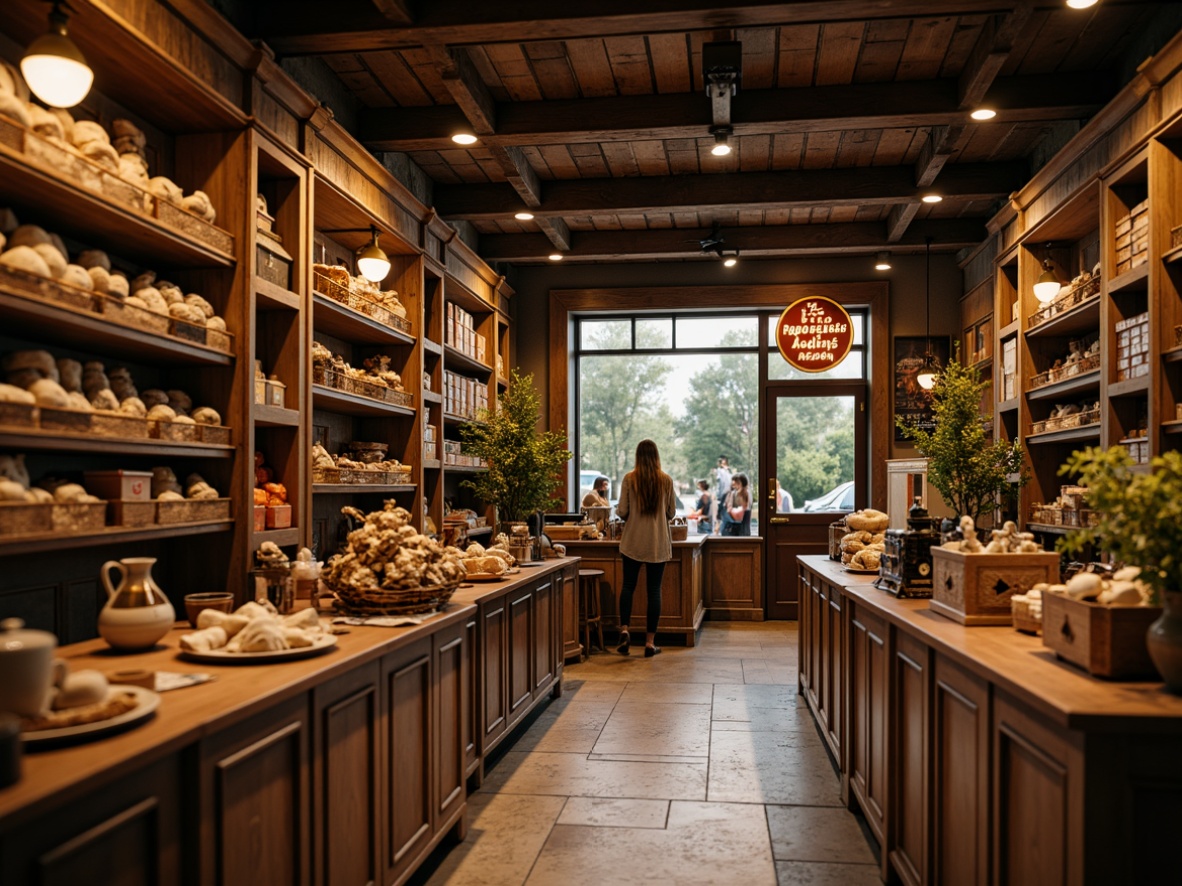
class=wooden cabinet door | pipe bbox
[533,577,556,693]
[312,661,381,886]
[561,562,580,662]
[197,694,311,886]
[380,636,433,886]
[848,600,888,847]
[480,598,509,747]
[824,583,844,757]
[798,564,813,696]
[933,654,990,886]
[0,756,183,886]
[463,612,480,780]
[507,586,535,727]
[434,618,468,831]
[992,691,1084,886]
[890,631,931,886]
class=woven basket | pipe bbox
[330,580,461,616]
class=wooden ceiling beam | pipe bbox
[476,219,987,262]
[958,4,1032,109]
[360,73,1110,151]
[259,0,1058,54]
[434,162,1026,220]
[369,0,414,25]
[536,217,572,252]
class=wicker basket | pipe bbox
[670,521,688,541]
[1011,597,1042,635]
[330,580,461,616]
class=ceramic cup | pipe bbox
[184,592,235,627]
[0,619,59,717]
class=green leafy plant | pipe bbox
[1059,446,1182,602]
[896,355,1027,526]
[459,368,572,525]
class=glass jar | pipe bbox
[251,564,293,614]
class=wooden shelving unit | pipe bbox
[0,520,232,556]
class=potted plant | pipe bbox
[1059,446,1182,689]
[899,356,1044,625]
[896,355,1027,529]
[459,368,572,531]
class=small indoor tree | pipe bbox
[896,355,1027,527]
[459,368,572,526]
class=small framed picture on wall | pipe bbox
[894,335,951,441]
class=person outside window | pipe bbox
[776,479,794,513]
[582,476,610,509]
[721,472,752,536]
[712,455,732,536]
[688,479,713,534]
[615,439,678,658]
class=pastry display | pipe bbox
[311,441,410,485]
[312,263,409,329]
[180,599,329,655]
[459,539,517,577]
[312,340,411,405]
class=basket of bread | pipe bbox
[839,508,890,572]
[458,536,517,579]
[323,502,466,615]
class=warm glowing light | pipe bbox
[1066,0,1098,9]
[1034,266,1061,303]
[21,6,93,109]
[548,253,564,261]
[356,228,390,282]
[874,251,891,271]
[921,194,943,204]
[451,132,478,145]
[514,211,534,220]
[710,128,732,156]
[916,367,937,390]
[970,108,997,121]
[723,257,738,267]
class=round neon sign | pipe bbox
[775,296,854,372]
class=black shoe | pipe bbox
[644,645,662,658]
[616,630,630,655]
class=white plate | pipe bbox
[179,633,338,663]
[22,686,160,746]
[843,566,879,574]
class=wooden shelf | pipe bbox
[1162,419,1182,435]
[422,390,443,404]
[444,345,492,377]
[254,404,301,427]
[998,320,1019,339]
[0,289,233,367]
[1026,523,1069,535]
[423,338,443,356]
[0,428,234,459]
[255,277,300,311]
[467,526,493,536]
[445,464,488,474]
[1163,242,1182,265]
[1025,369,1101,401]
[997,397,1020,413]
[1108,263,1149,293]
[312,385,415,418]
[1108,376,1150,398]
[1163,345,1182,364]
[253,528,301,547]
[1024,295,1100,338]
[313,484,417,494]
[0,519,232,555]
[443,412,482,426]
[0,144,235,269]
[1025,424,1101,445]
[969,356,993,372]
[423,458,442,470]
[496,375,510,388]
[312,293,415,345]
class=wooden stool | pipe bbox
[577,569,605,658]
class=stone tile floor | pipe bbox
[413,622,880,886]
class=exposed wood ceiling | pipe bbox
[243,1,1171,265]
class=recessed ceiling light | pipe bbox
[970,108,997,121]
[1066,0,1098,8]
[548,253,564,261]
[514,211,535,220]
[922,194,943,204]
[723,257,738,267]
[451,132,478,145]
[874,251,891,271]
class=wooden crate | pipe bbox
[1041,593,1161,678]
[930,548,1060,625]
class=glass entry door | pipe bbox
[762,383,866,619]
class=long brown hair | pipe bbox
[632,439,670,513]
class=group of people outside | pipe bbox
[686,455,753,536]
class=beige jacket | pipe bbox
[616,470,678,563]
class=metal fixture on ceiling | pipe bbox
[703,41,741,155]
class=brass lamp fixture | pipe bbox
[355,227,391,282]
[916,237,938,391]
[1034,244,1061,303]
[21,1,93,109]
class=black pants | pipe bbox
[619,553,666,635]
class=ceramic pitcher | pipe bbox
[98,558,175,651]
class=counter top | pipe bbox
[561,535,708,547]
[0,559,573,829]
[800,555,1182,732]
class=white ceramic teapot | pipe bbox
[0,618,58,717]
[98,558,175,651]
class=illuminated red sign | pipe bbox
[775,296,854,372]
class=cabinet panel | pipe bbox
[481,601,508,745]
[199,695,310,886]
[823,588,843,756]
[533,578,555,692]
[933,654,990,886]
[463,614,480,778]
[312,661,380,886]
[508,589,535,724]
[848,600,887,846]
[435,621,467,828]
[0,757,182,886]
[382,637,432,885]
[562,563,580,662]
[890,631,930,886]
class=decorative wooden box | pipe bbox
[930,548,1060,625]
[1041,593,1161,678]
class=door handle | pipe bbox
[768,479,777,503]
[769,516,791,525]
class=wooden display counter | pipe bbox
[797,554,1182,886]
[560,537,704,646]
[0,559,572,885]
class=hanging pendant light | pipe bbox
[916,237,938,391]
[21,1,94,109]
[356,226,390,282]
[1034,244,1061,303]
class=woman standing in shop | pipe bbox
[614,438,678,658]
